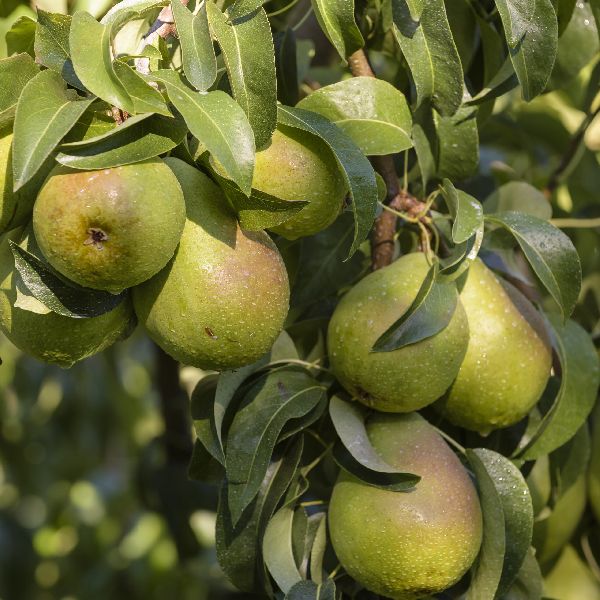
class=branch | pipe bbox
[347,48,427,270]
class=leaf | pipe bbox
[391,0,464,116]
[441,179,484,243]
[277,105,378,258]
[10,242,126,318]
[0,53,39,127]
[466,449,506,600]
[516,316,600,460]
[484,181,552,220]
[5,16,36,57]
[494,0,559,100]
[171,0,216,92]
[310,0,364,59]
[206,1,276,149]
[34,10,85,91]
[228,0,268,19]
[285,580,336,600]
[263,507,303,594]
[274,28,299,106]
[308,515,327,583]
[150,69,255,195]
[216,435,304,593]
[372,262,460,351]
[473,449,534,596]
[297,77,413,156]
[12,70,94,190]
[225,368,326,524]
[467,57,518,106]
[56,113,187,169]
[485,212,581,320]
[502,547,543,600]
[100,0,166,24]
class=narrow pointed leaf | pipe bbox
[310,0,364,59]
[0,53,39,127]
[112,60,171,116]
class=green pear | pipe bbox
[33,158,186,294]
[132,158,289,371]
[0,127,52,234]
[328,412,483,600]
[327,253,469,412]
[252,125,347,239]
[0,228,134,368]
[436,259,552,433]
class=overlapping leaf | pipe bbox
[0,53,39,127]
[441,179,483,243]
[310,0,364,59]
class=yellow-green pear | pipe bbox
[328,413,483,600]
[0,127,52,234]
[252,125,347,239]
[436,259,552,433]
[327,253,469,412]
[132,158,289,371]
[33,158,186,293]
[0,228,134,368]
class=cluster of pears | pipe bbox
[0,125,347,368]
[326,253,552,599]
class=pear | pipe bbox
[0,126,52,234]
[328,412,483,600]
[0,228,134,368]
[327,253,469,412]
[32,158,186,294]
[252,125,347,239]
[436,259,552,433]
[132,158,289,371]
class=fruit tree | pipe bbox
[0,0,600,598]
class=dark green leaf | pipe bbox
[277,105,377,258]
[441,178,484,243]
[391,0,464,116]
[34,11,85,91]
[486,212,581,320]
[206,1,276,149]
[171,0,216,92]
[484,181,552,220]
[372,262,460,351]
[297,77,413,156]
[494,0,559,100]
[516,316,600,460]
[466,449,506,600]
[10,241,126,318]
[549,425,590,502]
[285,580,336,600]
[149,69,255,194]
[501,547,543,600]
[5,16,36,57]
[226,368,326,524]
[310,0,364,59]
[0,53,39,127]
[56,113,187,169]
[474,449,533,596]
[592,0,600,43]
[556,0,578,35]
[275,28,299,106]
[13,70,94,189]
[468,58,518,106]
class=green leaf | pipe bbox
[0,53,39,126]
[592,0,600,43]
[473,449,534,596]
[310,0,364,59]
[34,11,85,91]
[285,580,336,600]
[391,0,464,116]
[274,28,299,106]
[10,241,126,318]
[100,0,166,24]
[308,515,327,583]
[226,368,326,524]
[171,0,216,92]
[441,179,484,243]
[149,69,255,194]
[12,70,93,190]
[494,0,559,100]
[297,77,413,156]
[277,105,378,258]
[216,436,304,593]
[502,547,543,600]
[56,113,186,169]
[228,0,268,20]
[206,1,276,149]
[372,262,460,351]
[484,181,552,220]
[468,58,518,106]
[466,449,506,600]
[485,212,581,320]
[263,506,303,594]
[516,316,600,460]
[5,16,36,57]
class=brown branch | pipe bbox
[348,48,427,270]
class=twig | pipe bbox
[347,48,428,270]
[550,217,600,228]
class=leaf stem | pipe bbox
[550,217,600,229]
[267,0,302,17]
[292,4,314,31]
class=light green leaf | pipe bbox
[100,0,166,24]
[112,60,171,116]
[441,178,483,243]
[206,1,276,149]
[12,70,94,190]
[297,77,413,156]
[484,181,552,220]
[5,16,36,57]
[310,0,364,59]
[228,0,268,20]
[0,53,39,127]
